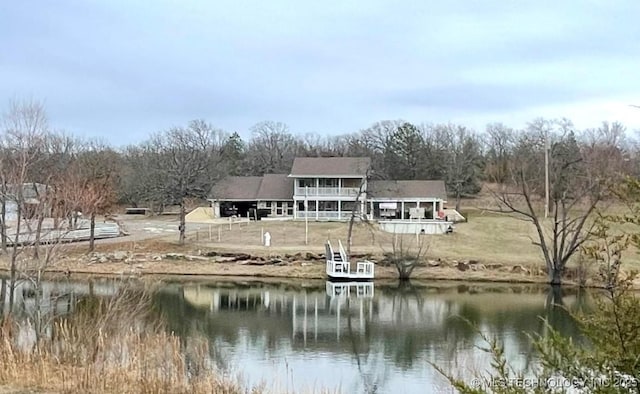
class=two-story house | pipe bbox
[288,157,371,220]
[208,156,449,223]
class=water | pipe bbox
[153,279,588,393]
[1,277,589,393]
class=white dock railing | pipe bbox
[325,239,375,280]
[337,239,348,264]
[356,262,374,276]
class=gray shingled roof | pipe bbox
[368,180,447,200]
[210,175,293,201]
[209,176,263,200]
[289,157,371,177]
[256,174,294,200]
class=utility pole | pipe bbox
[544,130,550,219]
[304,186,309,245]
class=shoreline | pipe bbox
[0,259,585,288]
[0,240,618,288]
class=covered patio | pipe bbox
[367,180,447,221]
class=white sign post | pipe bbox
[264,231,271,247]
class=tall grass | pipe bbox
[0,284,250,393]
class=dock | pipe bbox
[325,240,374,281]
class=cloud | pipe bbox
[1,0,639,144]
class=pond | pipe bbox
[1,277,590,393]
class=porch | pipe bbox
[294,186,359,197]
[369,199,445,221]
[294,200,366,221]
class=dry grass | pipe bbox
[0,286,250,394]
[181,213,544,266]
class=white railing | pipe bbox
[338,239,348,264]
[295,187,360,196]
[297,211,343,219]
[326,260,350,274]
[325,281,374,298]
[356,261,374,276]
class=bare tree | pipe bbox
[435,124,483,211]
[386,234,429,280]
[0,99,49,312]
[489,125,603,285]
[245,121,300,174]
[484,123,515,184]
[73,141,119,251]
[144,120,224,244]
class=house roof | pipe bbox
[210,174,293,201]
[256,174,294,200]
[289,157,371,177]
[368,180,447,200]
[209,176,263,200]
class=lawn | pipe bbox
[184,211,545,267]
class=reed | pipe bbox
[0,285,250,393]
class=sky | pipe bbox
[1,0,639,145]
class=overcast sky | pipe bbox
[1,0,639,144]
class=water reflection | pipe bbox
[1,276,590,393]
[153,280,589,393]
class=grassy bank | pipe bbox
[3,209,638,286]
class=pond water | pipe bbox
[1,277,590,393]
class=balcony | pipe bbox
[295,187,360,197]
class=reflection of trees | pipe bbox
[150,281,589,375]
[345,295,388,394]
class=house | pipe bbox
[289,157,370,220]
[209,174,294,219]
[208,157,448,222]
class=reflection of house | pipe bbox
[209,157,447,222]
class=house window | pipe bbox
[276,202,283,208]
[342,178,360,188]
[318,178,338,187]
[341,201,355,212]
[319,201,337,211]
[298,178,315,188]
[265,201,272,208]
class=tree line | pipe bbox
[2,100,638,251]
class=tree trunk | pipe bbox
[0,198,6,254]
[8,204,21,314]
[549,267,563,286]
[0,277,6,316]
[179,200,186,245]
[346,210,356,261]
[33,215,44,260]
[455,188,462,212]
[89,212,96,252]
